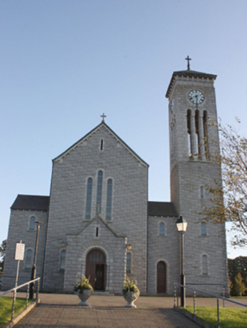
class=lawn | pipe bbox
[186,306,247,328]
[0,296,31,328]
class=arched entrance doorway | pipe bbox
[86,249,106,291]
[157,261,167,293]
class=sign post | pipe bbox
[14,240,25,288]
[11,241,25,321]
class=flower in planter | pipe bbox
[74,275,93,294]
[122,277,140,297]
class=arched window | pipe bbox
[126,253,131,273]
[201,222,206,236]
[106,179,113,220]
[29,216,36,230]
[25,249,32,269]
[159,222,165,236]
[202,255,208,275]
[187,110,192,156]
[200,186,204,198]
[203,110,208,157]
[85,178,93,219]
[96,171,103,214]
[60,250,66,270]
[195,110,200,155]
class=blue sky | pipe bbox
[1,0,247,259]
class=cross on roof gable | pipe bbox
[53,121,149,167]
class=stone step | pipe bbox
[93,291,111,296]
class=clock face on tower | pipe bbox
[188,90,205,104]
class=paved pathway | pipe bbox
[15,294,202,328]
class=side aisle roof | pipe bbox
[148,201,178,217]
[11,195,50,211]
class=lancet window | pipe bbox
[85,178,93,219]
[201,222,206,236]
[106,179,113,221]
[187,110,192,156]
[159,222,165,236]
[203,110,208,158]
[195,110,200,155]
[126,253,131,273]
[202,254,208,275]
[29,216,36,230]
[96,170,103,214]
[60,250,66,270]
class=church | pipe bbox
[3,63,228,295]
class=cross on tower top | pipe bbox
[101,113,106,122]
[185,56,191,70]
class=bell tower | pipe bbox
[166,58,228,293]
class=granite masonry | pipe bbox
[3,67,228,295]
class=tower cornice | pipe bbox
[166,70,217,99]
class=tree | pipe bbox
[234,272,247,296]
[228,256,247,296]
[228,276,233,295]
[202,119,247,247]
[0,239,7,272]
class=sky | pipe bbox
[0,0,247,259]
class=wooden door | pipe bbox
[157,261,166,293]
[86,249,106,291]
[95,264,105,290]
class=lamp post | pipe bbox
[29,221,42,300]
[176,216,188,308]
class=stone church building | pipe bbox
[3,65,228,295]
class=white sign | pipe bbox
[15,243,25,261]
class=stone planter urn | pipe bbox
[76,289,92,307]
[123,291,139,308]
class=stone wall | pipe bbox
[65,217,126,294]
[3,210,48,290]
[147,216,179,295]
[168,75,228,296]
[43,124,148,293]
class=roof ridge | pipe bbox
[53,121,149,167]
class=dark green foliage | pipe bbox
[228,256,247,296]
[74,275,93,294]
[0,239,7,278]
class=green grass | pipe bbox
[186,306,247,328]
[0,296,31,328]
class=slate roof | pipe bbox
[148,201,178,217]
[11,195,50,211]
[166,69,217,98]
[10,196,177,217]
